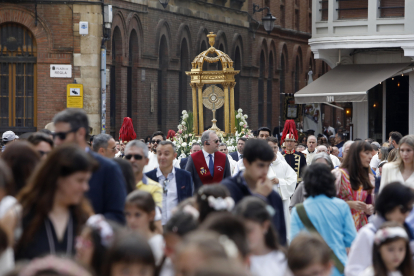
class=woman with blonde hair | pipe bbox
[381,135,414,190]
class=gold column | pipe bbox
[230,82,236,134]
[197,84,204,134]
[223,83,230,133]
[190,84,198,135]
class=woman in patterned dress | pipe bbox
[335,141,375,231]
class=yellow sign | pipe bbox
[67,84,83,108]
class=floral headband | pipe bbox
[374,227,409,245]
[86,214,114,247]
[205,195,235,211]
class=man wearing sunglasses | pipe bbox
[124,140,163,209]
[53,109,127,224]
[92,134,118,159]
[185,130,231,190]
[143,131,180,173]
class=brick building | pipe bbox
[0,0,333,139]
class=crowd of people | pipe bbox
[0,110,413,276]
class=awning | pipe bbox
[294,63,410,104]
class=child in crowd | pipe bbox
[196,184,234,223]
[174,230,239,276]
[159,211,199,276]
[362,222,412,276]
[104,233,156,276]
[200,212,250,267]
[125,190,164,265]
[234,196,287,276]
[287,233,333,276]
[75,214,115,275]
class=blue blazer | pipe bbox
[87,152,127,224]
[229,151,239,162]
[180,157,188,169]
[221,172,287,245]
[145,168,194,202]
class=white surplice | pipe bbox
[267,157,297,237]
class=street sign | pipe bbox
[67,84,83,108]
[51,65,72,78]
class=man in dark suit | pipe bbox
[180,142,202,169]
[53,109,127,224]
[229,137,247,162]
[185,130,231,191]
[221,139,287,245]
[146,140,194,225]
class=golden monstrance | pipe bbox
[202,85,225,133]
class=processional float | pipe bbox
[186,32,240,135]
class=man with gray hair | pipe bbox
[369,141,381,172]
[146,141,194,225]
[185,130,231,190]
[124,140,163,208]
[342,140,354,160]
[93,134,117,158]
[316,144,341,168]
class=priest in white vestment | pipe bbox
[266,137,297,237]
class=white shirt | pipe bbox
[0,196,16,218]
[330,154,341,167]
[250,250,287,276]
[202,149,214,167]
[157,167,178,225]
[370,154,381,169]
[148,234,164,265]
[233,151,285,176]
[302,149,317,166]
[143,151,180,173]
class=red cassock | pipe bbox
[191,150,227,185]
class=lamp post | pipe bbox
[159,0,170,8]
[252,4,276,35]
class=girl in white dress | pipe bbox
[234,197,288,276]
[362,222,412,276]
[125,190,164,265]
[266,137,297,236]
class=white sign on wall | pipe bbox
[50,65,72,78]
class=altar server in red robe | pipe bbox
[185,130,231,190]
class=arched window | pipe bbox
[295,56,300,92]
[267,52,274,128]
[234,46,241,110]
[258,51,265,127]
[179,39,189,119]
[110,27,122,138]
[0,23,37,134]
[128,30,138,119]
[158,35,169,132]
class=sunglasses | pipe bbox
[125,154,143,160]
[53,128,79,140]
[400,205,413,214]
[151,139,162,144]
[38,150,50,157]
[212,139,219,144]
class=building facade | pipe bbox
[305,0,413,142]
[0,0,329,139]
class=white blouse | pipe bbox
[380,162,414,191]
[362,266,402,276]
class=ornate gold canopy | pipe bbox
[186,32,240,135]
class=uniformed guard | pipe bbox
[281,120,307,183]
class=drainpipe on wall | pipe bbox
[100,0,110,134]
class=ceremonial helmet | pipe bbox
[281,120,298,143]
[119,117,137,143]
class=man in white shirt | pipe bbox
[316,145,341,168]
[144,131,180,173]
[145,141,193,225]
[219,143,237,175]
[302,135,317,166]
[369,142,381,172]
